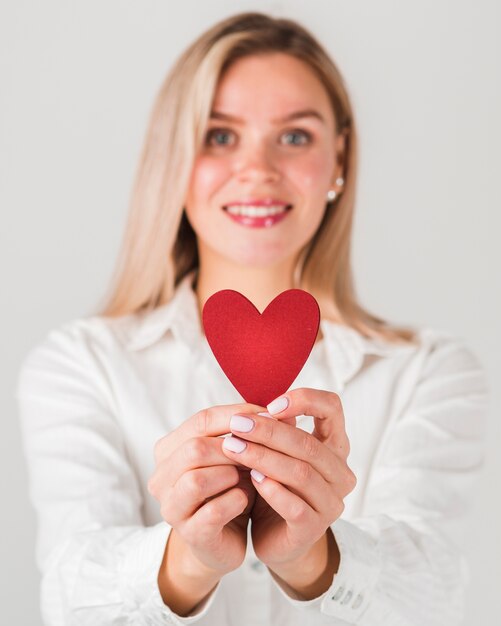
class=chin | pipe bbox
[227,246,291,269]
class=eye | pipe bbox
[281,129,312,146]
[205,128,235,146]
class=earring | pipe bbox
[327,177,345,202]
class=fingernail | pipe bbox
[223,435,247,453]
[250,469,266,483]
[267,396,289,415]
[230,414,255,432]
[258,411,273,418]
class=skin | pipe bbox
[149,52,356,607]
[184,52,346,317]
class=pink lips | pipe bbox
[223,196,292,228]
[222,199,292,229]
[225,198,290,207]
[225,210,290,228]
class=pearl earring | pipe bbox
[326,177,345,203]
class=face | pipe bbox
[184,52,345,270]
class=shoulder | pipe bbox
[15,313,138,400]
[19,313,134,362]
[357,323,490,405]
[413,326,488,381]
[386,325,491,418]
[360,323,487,372]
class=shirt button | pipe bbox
[251,559,265,573]
[352,594,363,609]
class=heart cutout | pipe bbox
[202,289,320,407]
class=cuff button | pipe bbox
[341,590,353,605]
[331,586,344,601]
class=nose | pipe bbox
[234,140,280,184]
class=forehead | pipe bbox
[212,53,334,126]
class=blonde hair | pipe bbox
[95,11,419,346]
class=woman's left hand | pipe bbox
[221,388,357,570]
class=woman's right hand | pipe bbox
[147,402,264,576]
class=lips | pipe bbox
[222,205,292,228]
[223,198,291,207]
[222,204,293,212]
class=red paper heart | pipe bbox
[202,289,320,407]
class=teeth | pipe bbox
[225,204,289,217]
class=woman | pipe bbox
[16,11,489,626]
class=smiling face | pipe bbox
[184,52,345,271]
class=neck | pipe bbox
[195,258,296,317]
[192,247,324,345]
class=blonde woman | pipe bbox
[17,11,489,626]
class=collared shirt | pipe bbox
[16,270,490,625]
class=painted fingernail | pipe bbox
[250,469,266,483]
[267,396,289,415]
[257,411,273,418]
[230,414,255,432]
[223,435,247,453]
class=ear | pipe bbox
[336,131,347,157]
[331,131,347,185]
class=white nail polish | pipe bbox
[267,396,289,415]
[223,436,247,453]
[250,469,266,483]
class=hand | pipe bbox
[147,402,264,576]
[221,388,357,571]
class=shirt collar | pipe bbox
[122,269,413,389]
[123,270,202,352]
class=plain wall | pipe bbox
[1,0,500,623]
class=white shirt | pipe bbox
[16,270,490,626]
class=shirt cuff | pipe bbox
[120,521,222,624]
[268,518,381,621]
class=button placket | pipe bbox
[243,546,269,623]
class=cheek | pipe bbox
[287,152,333,192]
[189,157,228,201]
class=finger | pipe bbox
[266,387,350,456]
[155,436,242,490]
[154,402,266,463]
[184,487,249,546]
[230,466,256,508]
[221,434,342,512]
[228,412,342,485]
[258,410,296,428]
[164,465,241,526]
[249,472,324,541]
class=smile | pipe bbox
[222,204,293,228]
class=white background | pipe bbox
[1,1,500,623]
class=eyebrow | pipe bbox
[209,108,326,125]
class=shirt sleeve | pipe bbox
[267,332,490,625]
[16,322,223,625]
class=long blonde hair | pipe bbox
[95,11,418,345]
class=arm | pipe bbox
[16,321,224,625]
[267,332,490,625]
[158,528,221,617]
[267,527,340,600]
